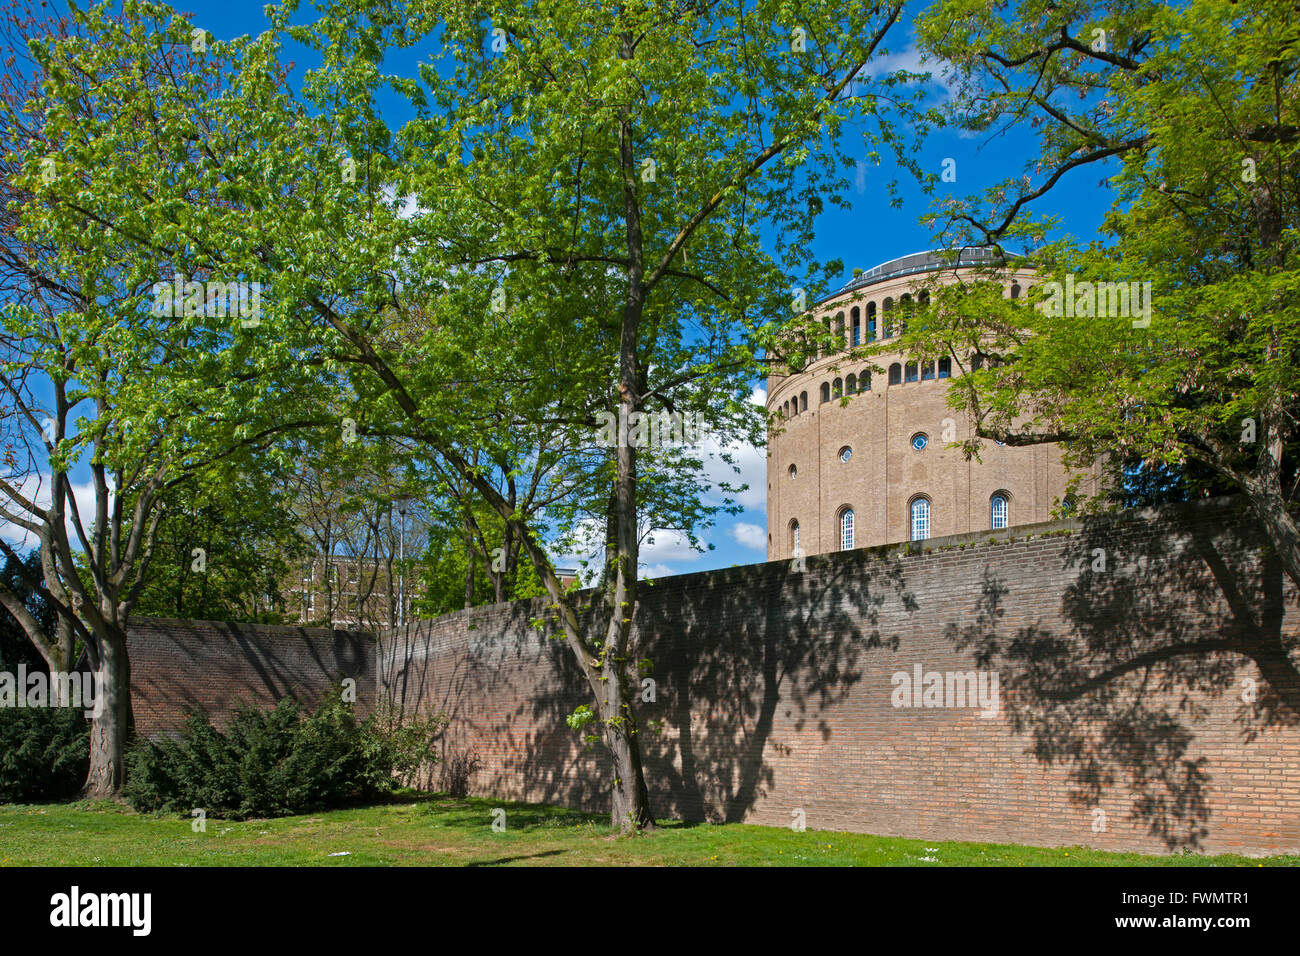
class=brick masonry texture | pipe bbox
[131,497,1300,855]
[765,265,1099,559]
[128,618,375,736]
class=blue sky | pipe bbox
[6,2,1118,578]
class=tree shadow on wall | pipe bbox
[527,550,918,824]
[947,504,1300,850]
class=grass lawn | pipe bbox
[0,793,1295,867]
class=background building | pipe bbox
[766,249,1095,560]
[283,556,581,628]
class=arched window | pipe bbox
[918,290,930,307]
[866,302,877,341]
[846,373,857,394]
[899,293,912,335]
[839,508,855,550]
[921,362,936,381]
[788,463,797,479]
[851,307,861,346]
[859,370,870,391]
[790,519,801,554]
[1010,283,1021,300]
[800,391,808,412]
[820,382,830,404]
[972,354,983,371]
[938,357,951,378]
[881,298,893,338]
[833,377,843,399]
[905,361,918,383]
[910,497,931,541]
[834,312,845,350]
[888,363,902,386]
[782,401,789,418]
[991,493,1009,530]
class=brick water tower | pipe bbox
[765,249,1093,560]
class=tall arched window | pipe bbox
[833,378,843,399]
[800,391,808,412]
[1010,283,1021,300]
[845,373,857,394]
[859,370,870,391]
[834,312,845,350]
[840,508,855,550]
[820,382,830,404]
[866,302,877,341]
[888,363,902,385]
[910,497,931,541]
[881,298,893,338]
[899,293,912,335]
[938,357,951,378]
[790,519,801,554]
[904,361,918,383]
[851,307,861,346]
[991,493,1009,530]
[921,362,936,381]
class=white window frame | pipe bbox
[910,498,930,541]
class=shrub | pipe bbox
[0,706,91,803]
[123,692,445,819]
[439,748,483,799]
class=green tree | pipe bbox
[906,0,1300,584]
[19,0,929,825]
[132,469,309,623]
[0,1,327,794]
[262,0,930,830]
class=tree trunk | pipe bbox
[599,657,654,830]
[82,628,131,800]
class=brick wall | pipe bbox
[126,497,1300,855]
[378,496,1300,856]
[128,618,375,737]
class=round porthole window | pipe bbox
[911,433,928,451]
[839,446,853,463]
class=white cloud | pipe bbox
[848,43,957,103]
[640,528,706,567]
[731,521,766,550]
[0,474,116,552]
[698,435,766,511]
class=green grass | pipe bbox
[0,794,1295,866]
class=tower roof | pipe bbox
[818,247,1025,306]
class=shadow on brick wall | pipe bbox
[946,501,1300,849]
[516,551,919,823]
